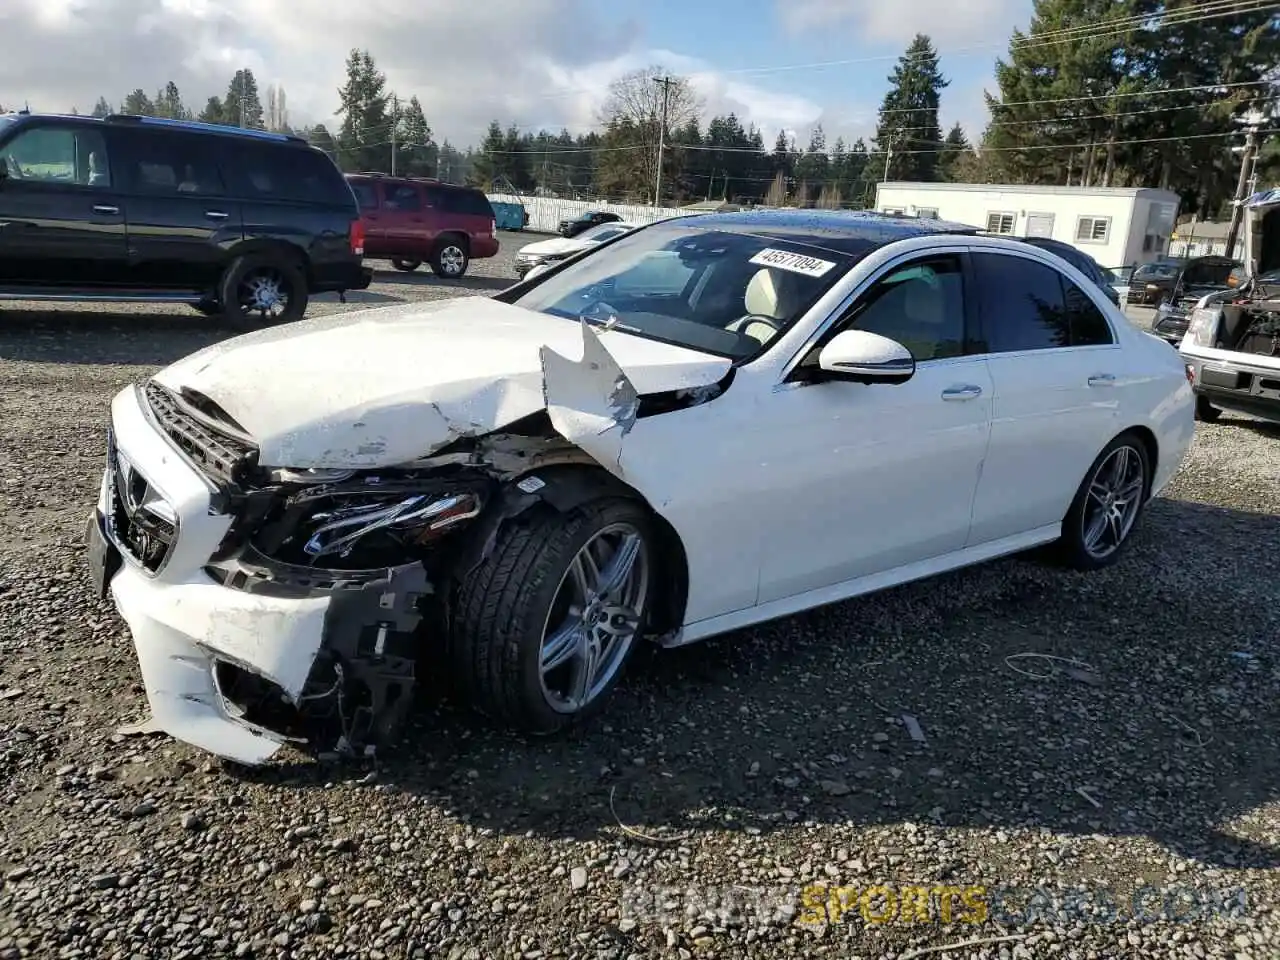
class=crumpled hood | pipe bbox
[152,297,732,470]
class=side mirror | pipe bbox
[524,262,553,282]
[816,329,916,384]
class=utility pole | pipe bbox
[882,140,893,182]
[652,76,676,207]
[1224,111,1264,260]
[390,95,398,176]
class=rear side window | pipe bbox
[382,183,422,211]
[430,187,493,217]
[349,181,378,210]
[973,252,1113,352]
[119,130,224,196]
[227,142,353,206]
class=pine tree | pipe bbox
[197,97,225,125]
[91,97,112,119]
[121,89,154,116]
[154,82,186,120]
[872,34,949,182]
[470,121,507,189]
[794,124,829,204]
[336,49,391,172]
[396,97,437,177]
[937,123,971,181]
[224,69,264,129]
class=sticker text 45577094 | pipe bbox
[748,248,837,278]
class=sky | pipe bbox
[0,0,1035,150]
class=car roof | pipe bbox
[658,208,980,256]
[3,112,310,145]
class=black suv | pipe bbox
[0,112,371,325]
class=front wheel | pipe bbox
[431,240,469,278]
[449,498,656,734]
[1055,433,1151,571]
[218,254,308,328]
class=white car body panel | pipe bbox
[97,230,1196,765]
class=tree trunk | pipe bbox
[1083,143,1096,188]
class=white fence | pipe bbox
[487,193,693,233]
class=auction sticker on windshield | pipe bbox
[749,248,837,278]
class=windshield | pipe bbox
[511,221,854,359]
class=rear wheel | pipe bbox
[1055,432,1151,571]
[431,238,469,278]
[1194,395,1221,423]
[219,253,308,328]
[390,258,421,272]
[449,498,656,734]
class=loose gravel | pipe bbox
[1,242,1278,959]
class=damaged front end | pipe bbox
[94,319,729,765]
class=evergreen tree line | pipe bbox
[45,0,1279,218]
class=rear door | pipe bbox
[965,249,1123,546]
[0,119,129,286]
[348,179,386,255]
[114,128,241,290]
[379,181,429,258]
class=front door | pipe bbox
[379,181,429,259]
[113,128,242,290]
[964,248,1124,545]
[0,120,129,286]
[754,251,993,604]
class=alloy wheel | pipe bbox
[1080,444,1145,560]
[439,245,466,276]
[237,268,290,321]
[538,523,648,714]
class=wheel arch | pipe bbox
[1118,424,1159,501]
[434,230,470,255]
[224,238,311,281]
[460,462,690,640]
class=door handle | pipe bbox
[92,204,119,215]
[204,210,229,220]
[941,384,983,401]
[1087,373,1117,387]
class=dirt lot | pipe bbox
[1,237,1279,959]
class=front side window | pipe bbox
[839,255,966,361]
[0,124,111,188]
[973,252,1116,352]
[510,222,854,359]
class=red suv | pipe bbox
[346,173,499,278]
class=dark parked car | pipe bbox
[557,209,622,238]
[1146,255,1241,345]
[1015,236,1122,306]
[0,112,371,325]
[346,173,499,278]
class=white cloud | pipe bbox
[779,0,1029,47]
[0,0,824,148]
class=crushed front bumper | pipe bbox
[1184,352,1280,423]
[87,384,423,765]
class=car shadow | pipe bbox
[368,269,512,293]
[230,496,1280,871]
[0,293,404,366]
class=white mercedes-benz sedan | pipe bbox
[86,210,1196,765]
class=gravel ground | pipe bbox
[2,238,1279,959]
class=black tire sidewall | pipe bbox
[391,258,421,272]
[219,253,308,328]
[1194,395,1220,422]
[431,239,469,278]
[1058,432,1151,571]
[454,498,656,734]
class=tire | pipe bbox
[449,497,657,735]
[391,258,421,272]
[1194,395,1221,423]
[1055,432,1151,571]
[430,238,469,278]
[191,299,221,317]
[218,253,308,328]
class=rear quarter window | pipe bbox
[349,180,379,210]
[225,142,355,207]
[436,188,493,218]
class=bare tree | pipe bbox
[598,67,703,202]
[764,171,789,207]
[265,85,289,132]
[816,184,843,209]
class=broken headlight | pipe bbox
[257,483,485,569]
[1186,307,1222,348]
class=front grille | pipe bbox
[106,435,177,574]
[143,381,258,485]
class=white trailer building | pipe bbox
[873,181,1182,269]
